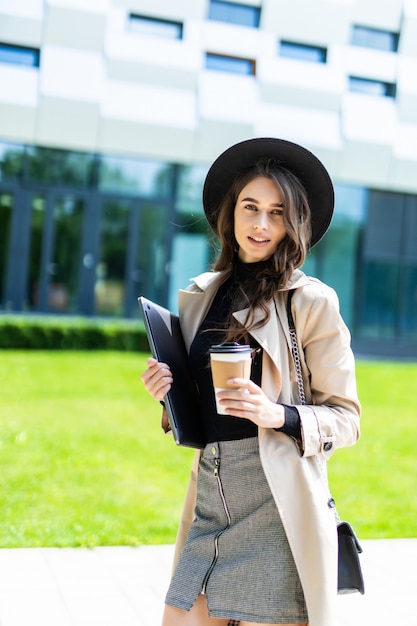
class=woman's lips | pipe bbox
[248,236,270,245]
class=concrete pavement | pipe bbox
[0,540,415,625]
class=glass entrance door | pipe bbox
[95,198,131,316]
[2,187,173,317]
[0,190,13,309]
[133,202,171,312]
[95,198,171,317]
[29,191,86,314]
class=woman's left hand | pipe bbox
[217,378,285,429]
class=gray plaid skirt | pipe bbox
[165,437,308,624]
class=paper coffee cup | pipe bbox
[209,343,252,415]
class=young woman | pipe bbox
[141,138,361,626]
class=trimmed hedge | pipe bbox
[0,315,150,351]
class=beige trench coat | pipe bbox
[171,268,361,626]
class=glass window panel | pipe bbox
[206,53,256,75]
[95,200,130,316]
[302,184,367,329]
[403,195,417,263]
[169,233,209,312]
[49,196,83,312]
[401,266,417,338]
[208,1,260,28]
[358,262,399,339]
[332,184,368,223]
[279,40,327,63]
[351,25,399,52]
[349,76,396,98]
[0,193,13,308]
[99,156,174,198]
[0,142,24,181]
[176,164,206,216]
[27,195,46,311]
[128,14,183,39]
[134,204,169,308]
[27,147,94,187]
[364,190,403,262]
[0,43,40,67]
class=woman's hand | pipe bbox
[216,378,285,429]
[141,357,173,402]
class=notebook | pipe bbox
[138,296,205,449]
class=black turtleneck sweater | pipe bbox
[188,259,301,443]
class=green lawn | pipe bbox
[0,351,416,546]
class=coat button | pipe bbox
[323,442,333,451]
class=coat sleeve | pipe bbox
[291,280,361,459]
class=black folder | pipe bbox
[138,296,205,449]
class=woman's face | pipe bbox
[234,176,287,263]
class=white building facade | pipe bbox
[1,0,417,355]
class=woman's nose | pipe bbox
[253,211,268,229]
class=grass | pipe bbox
[0,351,416,547]
[329,360,417,538]
[0,351,194,547]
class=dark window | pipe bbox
[99,155,175,198]
[351,25,399,52]
[208,0,260,27]
[279,40,327,63]
[349,76,396,98]
[0,42,40,67]
[128,14,183,39]
[27,147,95,187]
[206,52,256,75]
[0,142,24,181]
[0,193,13,307]
[358,191,417,339]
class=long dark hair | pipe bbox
[213,158,312,343]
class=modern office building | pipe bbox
[1,0,416,356]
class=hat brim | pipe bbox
[202,138,334,248]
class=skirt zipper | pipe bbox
[201,455,231,595]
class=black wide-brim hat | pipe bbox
[202,137,334,248]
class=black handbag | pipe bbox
[286,290,365,595]
[337,521,365,594]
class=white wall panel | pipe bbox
[397,56,417,97]
[198,73,258,124]
[341,93,397,143]
[43,6,106,51]
[113,0,206,21]
[0,0,43,19]
[351,0,402,30]
[255,102,342,149]
[35,98,100,150]
[393,123,417,160]
[202,21,261,59]
[262,0,352,45]
[0,14,43,47]
[0,103,36,141]
[40,46,104,102]
[0,65,38,106]
[338,141,392,186]
[101,81,197,128]
[105,8,202,71]
[397,56,417,123]
[46,0,110,13]
[259,56,343,94]
[343,47,397,82]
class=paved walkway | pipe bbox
[0,540,414,625]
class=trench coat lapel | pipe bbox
[178,268,310,404]
[232,269,310,403]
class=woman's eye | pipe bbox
[272,209,284,216]
[244,204,257,211]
